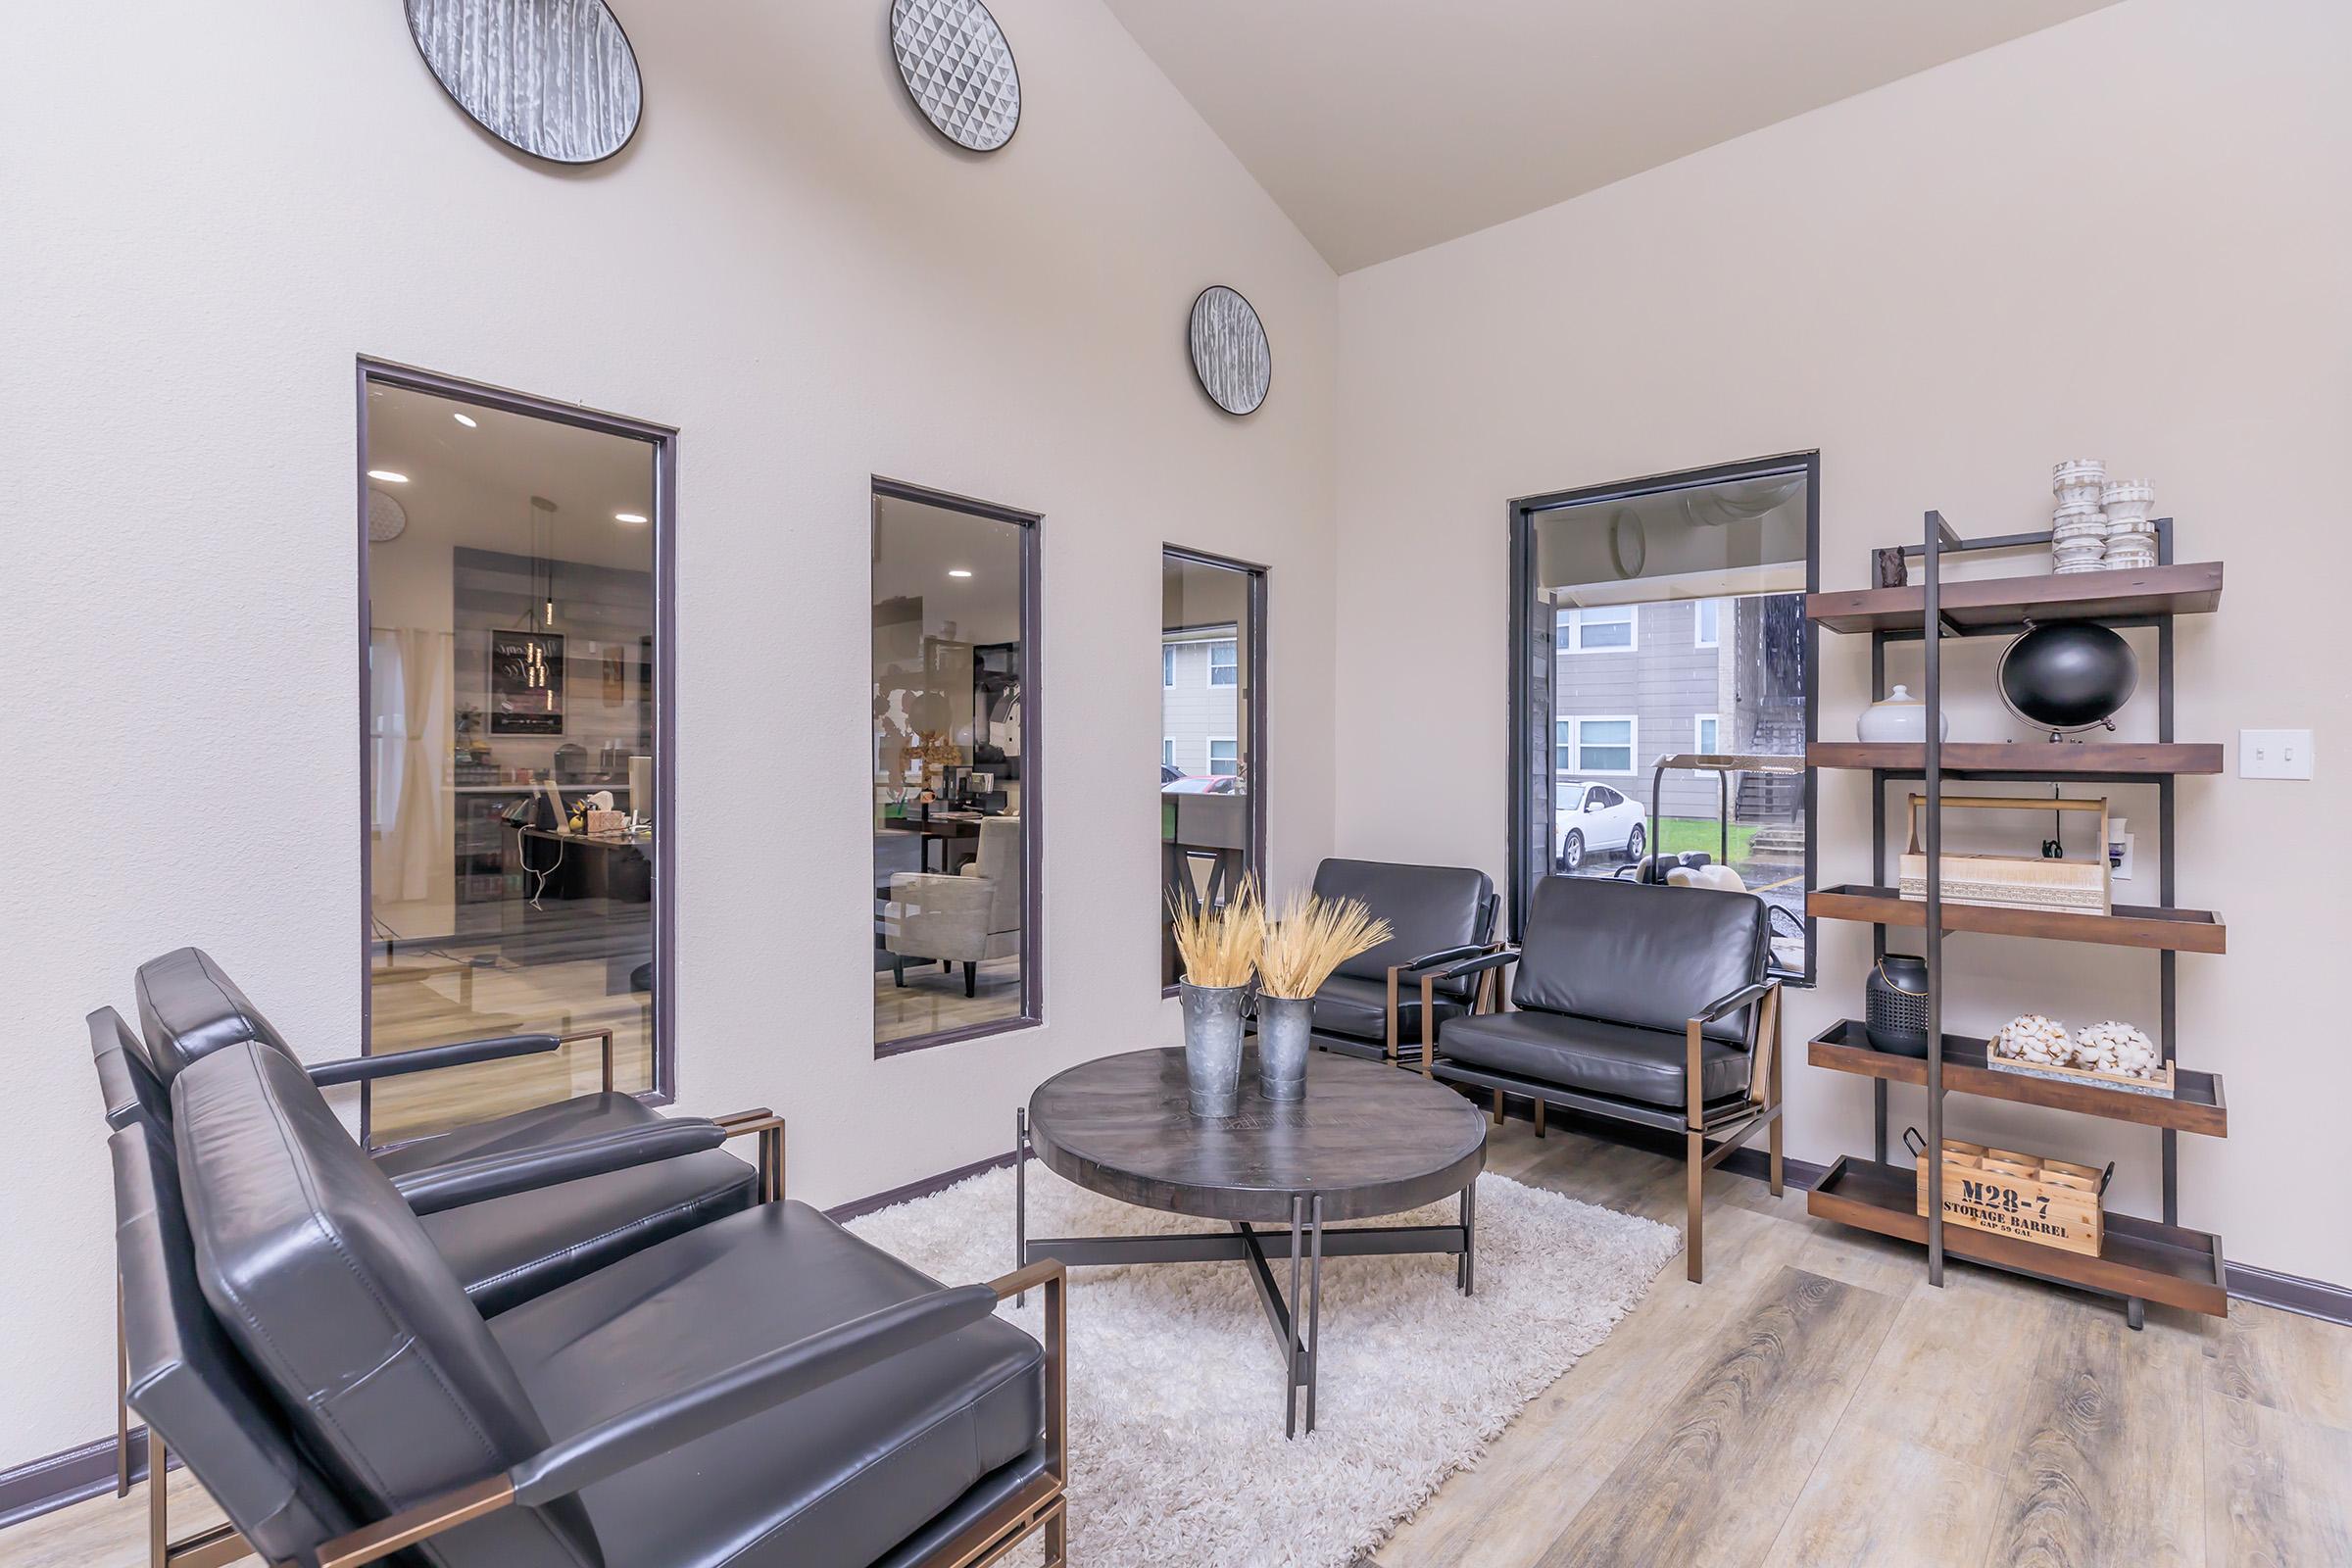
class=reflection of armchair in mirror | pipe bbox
[886,818,1022,998]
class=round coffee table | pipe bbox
[1016,1046,1488,1436]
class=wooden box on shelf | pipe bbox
[1896,794,2110,914]
[1985,1053,2177,1100]
[1914,1137,2106,1256]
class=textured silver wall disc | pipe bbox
[1189,286,1272,416]
[891,0,1021,153]
[407,0,643,165]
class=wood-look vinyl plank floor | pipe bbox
[15,1119,2349,1568]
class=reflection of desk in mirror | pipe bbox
[507,826,654,907]
[878,811,997,873]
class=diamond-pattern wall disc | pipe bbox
[1189,286,1272,416]
[891,0,1021,153]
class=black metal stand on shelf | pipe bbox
[1804,514,2229,1329]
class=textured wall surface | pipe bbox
[0,0,1335,1468]
[1334,0,2350,1285]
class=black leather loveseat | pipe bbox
[112,1039,1067,1568]
[1424,875,1785,1282]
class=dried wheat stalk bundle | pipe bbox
[1257,890,1393,1000]
[1166,881,1264,989]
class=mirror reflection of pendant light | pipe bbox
[514,494,560,631]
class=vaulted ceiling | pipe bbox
[1102,0,2117,272]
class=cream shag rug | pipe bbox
[846,1162,1679,1568]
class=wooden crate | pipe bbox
[1913,1138,2106,1256]
[1897,795,2111,914]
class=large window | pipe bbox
[360,365,670,1145]
[1510,454,1817,980]
[872,480,1040,1053]
[1162,547,1265,988]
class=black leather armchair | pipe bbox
[98,950,784,1554]
[113,1041,1067,1568]
[1299,859,1499,1068]
[1424,876,1785,1283]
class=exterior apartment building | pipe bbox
[1161,626,1241,779]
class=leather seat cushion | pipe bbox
[1309,974,1467,1045]
[420,1153,759,1318]
[380,1093,761,1317]
[1440,1008,1749,1108]
[492,1200,1045,1568]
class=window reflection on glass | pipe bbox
[1533,466,1812,976]
[363,378,662,1145]
[1162,549,1263,987]
[873,487,1035,1050]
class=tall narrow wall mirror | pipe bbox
[360,364,673,1144]
[1161,546,1266,989]
[873,479,1042,1053]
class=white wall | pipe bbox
[1,2,1336,1467]
[1334,0,2350,1285]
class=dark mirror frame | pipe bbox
[872,475,1046,1056]
[1505,450,1820,984]
[354,357,681,1141]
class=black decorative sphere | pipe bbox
[1998,621,2137,734]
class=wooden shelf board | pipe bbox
[1807,562,2223,634]
[1807,1020,2226,1137]
[1808,742,2224,776]
[1808,885,2226,955]
[1806,1155,2228,1316]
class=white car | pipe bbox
[1555,781,1646,872]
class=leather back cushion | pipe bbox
[136,948,301,1083]
[1513,876,1768,1043]
[112,1123,355,1565]
[91,1005,172,1135]
[1311,859,1495,985]
[173,1044,598,1568]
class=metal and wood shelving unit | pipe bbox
[1801,514,2228,1328]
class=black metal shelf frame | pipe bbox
[1860,515,2194,1331]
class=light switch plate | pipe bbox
[2239,728,2315,779]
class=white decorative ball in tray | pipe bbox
[1988,1014,2172,1096]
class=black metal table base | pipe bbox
[1014,1110,1475,1438]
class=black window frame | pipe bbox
[1506,450,1820,984]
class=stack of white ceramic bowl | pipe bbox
[2049,460,2110,573]
[2101,479,2157,569]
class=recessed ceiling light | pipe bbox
[948,568,973,578]
[614,512,648,525]
[367,469,409,483]
[452,413,477,428]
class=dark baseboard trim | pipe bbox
[10,1107,2342,1535]
[0,1429,171,1534]
[822,1150,1017,1224]
[2225,1263,2352,1326]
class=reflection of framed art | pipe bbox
[602,644,627,704]
[490,630,565,734]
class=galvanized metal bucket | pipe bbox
[1255,994,1313,1102]
[1179,982,1248,1116]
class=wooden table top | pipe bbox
[1026,1047,1488,1224]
